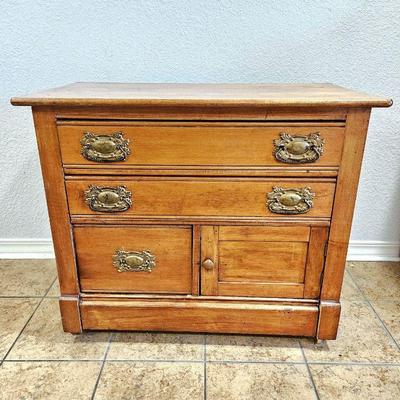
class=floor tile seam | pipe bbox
[102,359,305,364]
[363,299,400,303]
[90,333,113,400]
[2,359,103,363]
[299,340,321,400]
[0,295,44,298]
[365,300,400,351]
[307,361,400,367]
[347,269,400,351]
[3,358,399,366]
[1,284,53,363]
[2,359,400,366]
[345,269,377,302]
[203,335,207,400]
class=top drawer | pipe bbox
[57,122,345,169]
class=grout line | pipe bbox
[366,300,400,351]
[0,277,57,367]
[299,340,321,400]
[203,335,207,400]
[346,269,400,351]
[207,359,306,365]
[2,359,104,363]
[2,358,400,366]
[307,361,400,367]
[102,359,205,363]
[0,295,45,298]
[91,333,113,400]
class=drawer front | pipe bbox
[201,225,328,298]
[74,226,192,293]
[66,178,335,218]
[58,122,344,168]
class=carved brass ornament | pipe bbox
[84,185,132,212]
[113,250,156,272]
[81,132,130,162]
[267,186,315,215]
[273,132,325,163]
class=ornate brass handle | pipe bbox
[113,250,156,272]
[267,186,315,214]
[84,185,132,212]
[81,132,130,162]
[202,258,215,270]
[273,132,324,163]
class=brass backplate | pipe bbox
[113,250,156,272]
[273,132,324,163]
[81,132,130,162]
[84,185,132,212]
[267,186,315,214]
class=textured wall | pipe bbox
[0,0,399,242]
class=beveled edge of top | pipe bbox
[10,82,393,108]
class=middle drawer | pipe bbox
[66,177,335,218]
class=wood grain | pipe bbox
[201,224,324,299]
[32,107,79,296]
[303,226,329,299]
[66,177,336,218]
[219,225,310,242]
[63,166,339,178]
[74,226,192,294]
[218,241,308,283]
[58,122,345,168]
[59,297,82,333]
[317,301,341,340]
[80,297,318,336]
[200,226,219,295]
[216,282,304,298]
[321,109,371,302]
[11,82,392,107]
[54,105,349,121]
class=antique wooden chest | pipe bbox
[11,83,391,339]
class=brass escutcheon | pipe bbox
[273,132,324,163]
[113,250,156,272]
[84,185,132,212]
[267,186,315,214]
[80,132,130,162]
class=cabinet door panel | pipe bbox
[219,241,308,283]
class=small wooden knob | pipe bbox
[202,258,215,270]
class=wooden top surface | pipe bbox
[11,82,392,108]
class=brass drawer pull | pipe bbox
[202,258,215,270]
[273,132,324,163]
[84,185,132,212]
[81,132,130,162]
[267,186,315,214]
[113,250,156,272]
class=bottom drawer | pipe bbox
[74,226,192,294]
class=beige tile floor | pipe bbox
[0,260,399,400]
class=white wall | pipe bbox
[0,1,399,258]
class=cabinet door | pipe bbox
[200,225,328,299]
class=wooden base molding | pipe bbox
[317,301,341,340]
[80,298,318,336]
[59,297,82,333]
